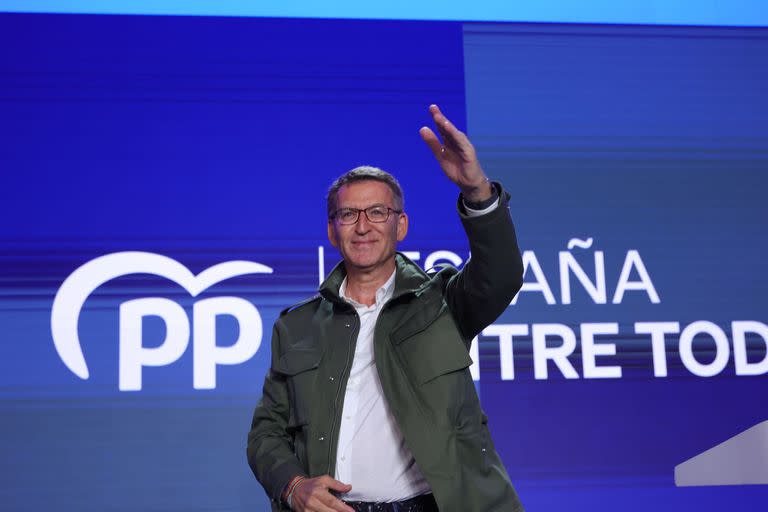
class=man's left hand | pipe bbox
[419,104,493,203]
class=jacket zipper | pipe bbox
[326,312,359,476]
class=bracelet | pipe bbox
[284,476,306,508]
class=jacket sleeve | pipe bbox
[246,322,307,507]
[445,181,524,342]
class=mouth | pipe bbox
[351,240,377,248]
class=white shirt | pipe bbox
[335,269,428,501]
[333,196,499,501]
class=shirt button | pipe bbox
[345,323,351,328]
[341,456,346,461]
[318,436,325,441]
[329,376,335,381]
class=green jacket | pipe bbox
[247,184,525,511]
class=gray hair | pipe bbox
[326,165,404,218]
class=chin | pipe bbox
[342,250,375,267]
[347,257,379,270]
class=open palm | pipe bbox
[419,104,492,202]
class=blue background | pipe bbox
[1,10,767,512]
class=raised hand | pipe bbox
[290,475,354,512]
[419,104,493,203]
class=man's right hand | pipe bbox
[290,475,354,512]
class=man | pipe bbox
[247,105,524,512]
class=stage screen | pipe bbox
[1,12,766,512]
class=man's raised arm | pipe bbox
[419,104,524,341]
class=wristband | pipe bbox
[283,476,306,509]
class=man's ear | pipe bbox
[327,220,338,247]
[396,212,408,242]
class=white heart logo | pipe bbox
[51,251,273,379]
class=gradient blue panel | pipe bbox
[464,22,768,511]
[0,13,466,510]
[3,11,768,512]
[1,0,768,27]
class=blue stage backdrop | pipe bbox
[1,12,767,512]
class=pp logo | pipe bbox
[51,252,272,391]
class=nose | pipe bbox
[354,212,372,234]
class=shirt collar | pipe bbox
[339,268,397,308]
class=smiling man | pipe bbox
[247,105,525,512]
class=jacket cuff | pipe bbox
[269,460,308,504]
[462,181,499,211]
[457,181,510,221]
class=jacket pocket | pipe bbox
[390,295,446,343]
[391,303,472,385]
[273,346,322,429]
[274,346,322,376]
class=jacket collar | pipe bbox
[319,252,430,304]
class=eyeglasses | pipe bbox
[330,205,402,225]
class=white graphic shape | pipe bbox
[119,298,190,391]
[678,320,729,377]
[532,323,579,380]
[580,322,621,378]
[635,321,680,377]
[559,250,606,304]
[193,297,263,389]
[483,323,529,380]
[675,420,768,486]
[567,237,593,250]
[424,250,463,269]
[612,250,660,304]
[732,320,768,376]
[51,251,273,380]
[470,336,479,381]
[511,250,556,305]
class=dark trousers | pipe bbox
[343,493,439,512]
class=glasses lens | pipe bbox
[366,206,388,222]
[337,209,358,224]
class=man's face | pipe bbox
[327,180,408,273]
